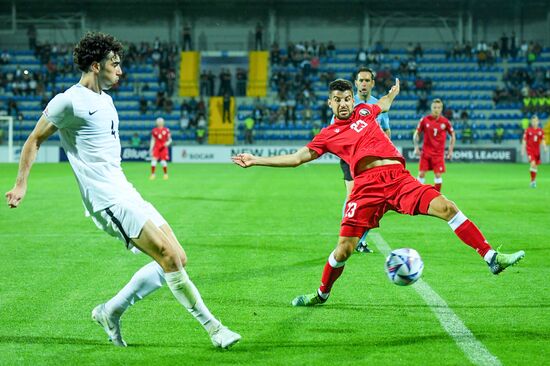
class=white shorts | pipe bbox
[90,198,167,251]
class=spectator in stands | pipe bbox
[318,43,327,58]
[196,115,207,144]
[327,41,336,58]
[155,90,166,111]
[131,133,142,148]
[493,124,505,144]
[500,33,509,59]
[356,48,367,67]
[0,50,10,65]
[180,110,190,130]
[270,42,281,65]
[302,106,313,126]
[464,42,473,60]
[491,41,500,59]
[236,68,247,96]
[462,122,474,144]
[477,49,488,68]
[452,42,463,59]
[182,23,193,51]
[200,71,209,97]
[163,98,174,114]
[252,98,265,126]
[413,43,423,59]
[255,22,263,50]
[244,116,254,144]
[222,92,231,123]
[27,25,37,51]
[7,98,18,117]
[407,43,415,58]
[407,59,417,77]
[416,93,429,115]
[207,71,215,96]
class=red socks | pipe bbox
[151,166,156,174]
[530,170,537,182]
[448,212,491,257]
[434,183,441,192]
[163,166,167,174]
[318,251,345,296]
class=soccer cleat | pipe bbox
[355,241,374,253]
[208,323,241,349]
[488,250,525,275]
[149,174,156,180]
[530,181,536,188]
[291,292,327,307]
[163,174,169,180]
[92,304,127,347]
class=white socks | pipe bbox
[447,211,467,231]
[105,261,165,317]
[418,177,425,184]
[434,177,443,184]
[104,261,220,333]
[160,160,167,168]
[484,249,496,263]
[165,269,220,333]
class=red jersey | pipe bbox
[307,103,404,178]
[416,115,453,156]
[152,127,171,148]
[524,127,544,151]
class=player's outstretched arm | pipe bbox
[5,115,58,208]
[232,146,318,168]
[376,78,400,112]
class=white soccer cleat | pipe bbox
[208,323,241,349]
[92,304,127,347]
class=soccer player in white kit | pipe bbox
[5,32,241,349]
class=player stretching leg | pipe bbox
[150,117,172,180]
[522,115,547,188]
[232,79,525,307]
[5,32,240,348]
[336,67,392,253]
[413,99,456,192]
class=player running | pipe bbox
[336,67,391,254]
[232,78,525,307]
[150,117,172,180]
[5,32,240,348]
[522,114,547,188]
[413,99,456,192]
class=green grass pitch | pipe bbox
[0,162,549,365]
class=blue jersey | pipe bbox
[330,94,390,131]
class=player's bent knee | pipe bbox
[335,237,358,261]
[428,196,458,220]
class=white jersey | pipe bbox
[44,83,141,213]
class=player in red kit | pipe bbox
[232,79,524,307]
[522,115,548,188]
[413,99,456,192]
[150,117,172,180]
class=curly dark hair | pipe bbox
[329,79,353,94]
[73,32,124,72]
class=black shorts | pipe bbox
[340,159,353,181]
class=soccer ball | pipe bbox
[385,248,424,286]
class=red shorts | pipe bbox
[419,154,446,173]
[153,146,169,161]
[527,149,541,165]
[340,164,441,238]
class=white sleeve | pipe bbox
[43,93,74,129]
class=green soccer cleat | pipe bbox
[488,250,525,275]
[291,292,327,307]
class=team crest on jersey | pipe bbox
[335,128,340,133]
[359,108,371,116]
[440,123,446,130]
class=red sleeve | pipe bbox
[306,128,329,156]
[416,118,424,133]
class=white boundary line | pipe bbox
[370,232,502,366]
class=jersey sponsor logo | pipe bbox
[359,108,371,116]
[89,110,98,115]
